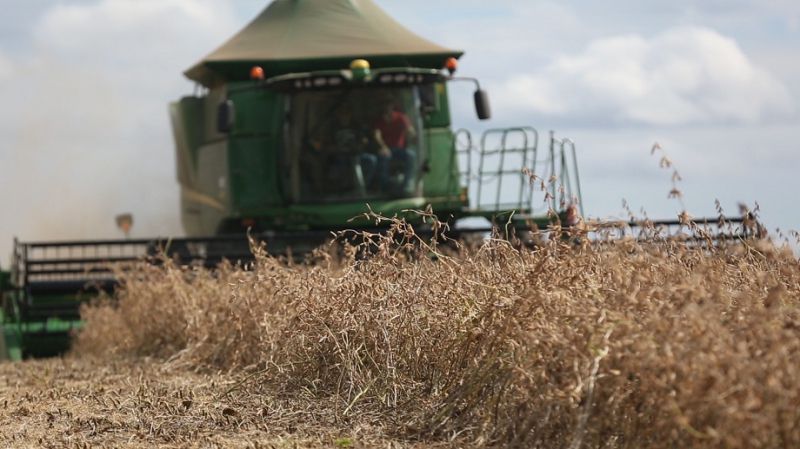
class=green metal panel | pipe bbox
[420,83,461,212]
[227,86,284,215]
[422,82,451,129]
[422,128,459,197]
[1,323,21,361]
[0,284,82,360]
[0,271,16,360]
[215,197,458,232]
[228,83,281,134]
[2,280,87,360]
[228,137,281,212]
[285,197,434,228]
[18,320,79,359]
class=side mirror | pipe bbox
[474,89,491,120]
[217,99,235,133]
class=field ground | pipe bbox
[0,357,445,448]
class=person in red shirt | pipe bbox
[372,102,417,194]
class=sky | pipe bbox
[0,0,798,260]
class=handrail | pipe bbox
[560,138,584,216]
[454,126,580,218]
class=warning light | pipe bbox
[250,66,265,80]
[350,59,370,70]
[444,57,458,75]
[350,59,371,80]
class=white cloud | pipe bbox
[493,27,794,126]
[0,51,12,81]
[789,15,800,32]
[34,0,235,77]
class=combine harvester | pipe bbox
[0,0,754,360]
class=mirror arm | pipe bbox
[447,76,482,90]
[449,76,491,120]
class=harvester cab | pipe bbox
[169,0,581,249]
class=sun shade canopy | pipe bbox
[185,0,463,87]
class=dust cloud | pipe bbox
[0,1,237,265]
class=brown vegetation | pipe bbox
[72,222,800,448]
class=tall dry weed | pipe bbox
[75,223,800,448]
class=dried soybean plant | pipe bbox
[75,213,800,449]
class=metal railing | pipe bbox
[9,235,263,293]
[455,127,582,216]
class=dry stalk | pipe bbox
[72,212,800,449]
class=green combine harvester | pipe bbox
[0,0,753,360]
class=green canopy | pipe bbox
[185,0,462,87]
